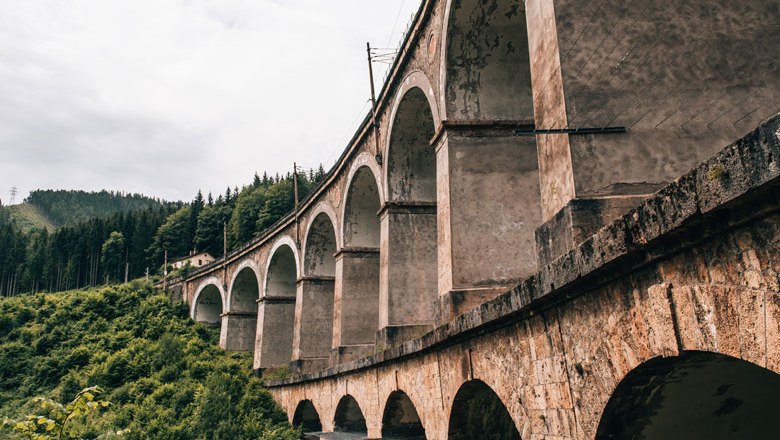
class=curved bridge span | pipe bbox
[169,0,780,437]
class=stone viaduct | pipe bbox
[169,0,780,437]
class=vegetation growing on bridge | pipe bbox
[0,281,298,439]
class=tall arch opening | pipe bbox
[448,380,520,440]
[444,0,533,121]
[382,390,426,439]
[380,87,439,346]
[434,0,542,308]
[332,165,381,363]
[292,400,322,433]
[344,166,381,248]
[596,351,780,439]
[193,284,222,325]
[388,87,436,203]
[334,395,368,435]
[292,212,337,372]
[230,267,259,313]
[221,267,258,352]
[255,242,298,370]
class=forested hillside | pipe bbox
[0,282,298,439]
[24,190,162,228]
[0,167,326,296]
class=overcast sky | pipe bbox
[0,0,422,204]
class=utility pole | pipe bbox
[366,42,383,164]
[293,162,300,246]
[9,186,17,205]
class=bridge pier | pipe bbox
[254,296,296,370]
[331,247,380,365]
[434,124,542,323]
[290,276,334,373]
[219,312,256,352]
[525,0,780,265]
[378,202,437,347]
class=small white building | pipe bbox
[171,251,215,270]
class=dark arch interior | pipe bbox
[194,284,222,324]
[304,213,337,277]
[446,0,533,121]
[344,167,381,248]
[382,390,426,439]
[230,267,258,313]
[388,87,436,203]
[265,245,297,298]
[334,395,368,434]
[448,379,520,440]
[292,400,322,433]
[596,351,780,440]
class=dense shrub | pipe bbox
[0,281,298,439]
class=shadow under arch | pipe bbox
[191,283,223,325]
[596,351,780,439]
[382,390,426,439]
[448,379,520,440]
[292,400,322,433]
[334,394,368,435]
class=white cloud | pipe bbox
[0,0,421,203]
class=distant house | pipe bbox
[171,251,215,270]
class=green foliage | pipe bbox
[24,190,161,228]
[2,386,120,440]
[0,283,297,440]
[229,187,266,246]
[0,166,328,293]
[0,204,177,296]
[100,233,125,284]
[193,205,231,257]
[147,207,192,263]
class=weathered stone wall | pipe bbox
[267,117,780,438]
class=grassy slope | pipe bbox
[5,203,57,232]
[0,282,298,440]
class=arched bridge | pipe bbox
[169,0,780,437]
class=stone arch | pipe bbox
[190,278,225,324]
[263,235,301,296]
[333,394,368,435]
[384,70,440,202]
[292,399,322,433]
[439,0,533,121]
[448,379,520,440]
[303,210,338,277]
[302,202,342,260]
[595,351,780,439]
[342,159,383,248]
[220,260,260,352]
[255,236,299,369]
[227,259,260,313]
[292,209,338,371]
[332,160,382,362]
[377,75,440,345]
[382,389,426,439]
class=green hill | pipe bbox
[4,203,57,232]
[0,282,298,440]
[0,190,165,233]
[25,190,164,228]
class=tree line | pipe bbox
[25,189,162,227]
[0,167,326,296]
